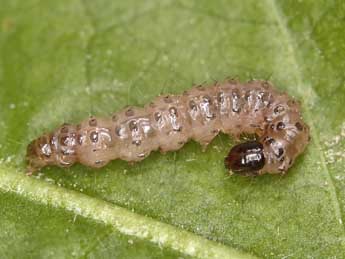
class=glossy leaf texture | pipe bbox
[1,0,345,258]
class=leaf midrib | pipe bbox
[0,165,256,259]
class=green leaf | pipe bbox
[1,0,345,258]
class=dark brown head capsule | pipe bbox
[224,141,265,176]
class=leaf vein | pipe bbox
[0,167,257,259]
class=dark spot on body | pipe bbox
[295,122,303,131]
[232,89,239,98]
[169,107,178,117]
[154,112,162,122]
[173,126,182,132]
[262,81,270,89]
[287,99,297,107]
[77,134,83,145]
[207,113,216,120]
[197,85,205,91]
[228,78,238,84]
[60,136,68,146]
[189,100,197,110]
[276,122,285,130]
[244,90,251,101]
[257,91,265,101]
[60,135,76,147]
[261,92,272,107]
[90,131,98,143]
[231,89,241,113]
[132,140,141,146]
[263,136,275,145]
[129,120,138,131]
[274,105,285,114]
[112,114,118,122]
[164,95,172,103]
[39,142,52,157]
[89,117,97,126]
[60,125,69,134]
[50,136,57,146]
[125,108,134,117]
[203,95,212,104]
[61,148,73,156]
[276,147,284,158]
[115,126,121,136]
[217,92,224,104]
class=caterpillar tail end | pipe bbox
[25,140,46,176]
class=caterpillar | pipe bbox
[26,79,310,176]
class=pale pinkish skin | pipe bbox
[26,80,310,175]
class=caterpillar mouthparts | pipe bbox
[26,79,310,176]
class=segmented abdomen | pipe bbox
[26,80,310,175]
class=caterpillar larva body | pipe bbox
[26,80,310,176]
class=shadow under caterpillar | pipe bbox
[26,79,310,176]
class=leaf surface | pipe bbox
[1,0,345,258]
